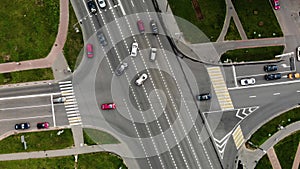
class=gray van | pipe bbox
[150,48,157,61]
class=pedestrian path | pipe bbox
[267,147,282,169]
[207,67,234,111]
[59,81,82,126]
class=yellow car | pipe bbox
[288,73,300,79]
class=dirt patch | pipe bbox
[192,0,204,20]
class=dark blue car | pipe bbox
[15,122,30,130]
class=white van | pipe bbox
[297,46,300,61]
[150,48,157,61]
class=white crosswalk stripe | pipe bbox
[58,81,82,126]
[207,67,234,111]
[232,125,244,149]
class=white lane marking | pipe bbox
[117,0,126,15]
[249,95,256,98]
[58,81,71,84]
[0,93,61,101]
[232,65,238,87]
[0,115,52,122]
[273,93,280,95]
[60,86,73,91]
[237,70,292,79]
[51,95,56,127]
[66,107,78,111]
[0,104,51,111]
[59,83,72,88]
[82,0,92,18]
[130,0,134,7]
[228,79,300,90]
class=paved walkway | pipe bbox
[239,121,300,169]
[0,0,69,81]
[292,143,300,169]
[217,0,247,42]
[267,147,282,169]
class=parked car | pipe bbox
[135,73,148,86]
[15,122,30,130]
[137,20,145,33]
[97,0,106,8]
[86,44,94,58]
[37,122,49,129]
[130,42,138,57]
[87,0,97,14]
[288,72,300,79]
[272,0,280,10]
[101,103,116,110]
[264,65,278,72]
[97,32,108,46]
[53,97,66,103]
[197,93,211,101]
[149,48,157,61]
[150,20,159,35]
[265,73,281,80]
[115,62,128,76]
[297,46,300,61]
[240,78,256,86]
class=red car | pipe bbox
[37,122,49,129]
[86,43,94,58]
[101,103,116,110]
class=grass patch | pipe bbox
[0,68,54,85]
[0,129,73,154]
[83,128,120,145]
[0,152,127,169]
[63,4,84,71]
[0,0,59,63]
[249,107,300,146]
[0,156,74,169]
[274,130,300,169]
[255,154,272,169]
[232,0,283,39]
[225,18,241,41]
[168,0,226,42]
[220,46,284,62]
[78,152,127,169]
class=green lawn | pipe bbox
[255,154,272,169]
[232,0,283,39]
[225,18,241,41]
[83,128,120,145]
[0,68,54,85]
[274,130,300,169]
[220,46,284,62]
[168,0,226,42]
[63,4,84,71]
[249,107,300,146]
[0,129,73,154]
[0,152,127,169]
[0,0,59,63]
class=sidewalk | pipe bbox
[0,0,70,82]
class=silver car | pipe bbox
[115,62,128,76]
[240,78,256,86]
[98,0,106,8]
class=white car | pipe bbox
[135,73,148,86]
[240,78,256,86]
[297,46,300,61]
[130,42,138,57]
[98,0,106,8]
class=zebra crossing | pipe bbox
[232,125,244,149]
[58,81,82,126]
[207,67,234,111]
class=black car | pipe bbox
[87,0,97,14]
[264,65,278,72]
[265,73,281,80]
[150,20,159,35]
[97,32,108,46]
[197,93,211,101]
[15,123,30,130]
